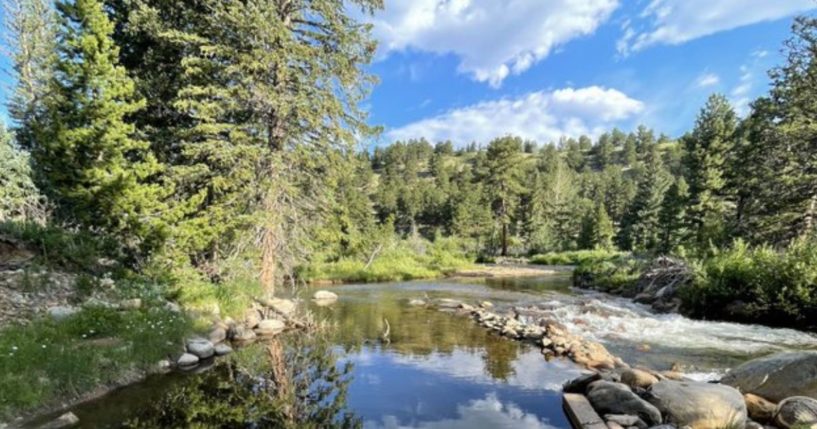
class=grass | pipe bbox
[171,270,264,320]
[299,237,473,283]
[571,253,644,296]
[0,305,191,420]
[530,249,628,266]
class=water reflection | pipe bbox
[125,335,361,429]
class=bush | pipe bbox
[572,254,644,295]
[681,239,817,328]
[299,236,473,283]
[530,249,627,266]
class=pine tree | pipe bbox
[621,133,637,166]
[593,133,615,170]
[2,0,56,149]
[482,136,525,256]
[33,0,167,256]
[658,177,689,253]
[619,145,670,251]
[579,202,615,250]
[683,94,737,250]
[0,123,43,222]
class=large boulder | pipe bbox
[646,380,746,429]
[775,396,817,429]
[586,380,662,426]
[312,290,338,301]
[721,352,817,402]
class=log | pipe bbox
[563,393,606,429]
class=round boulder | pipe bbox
[177,353,199,367]
[775,396,817,429]
[646,380,746,429]
[744,393,776,423]
[312,290,338,301]
[186,338,215,359]
[721,351,817,402]
[255,319,285,336]
[587,380,663,426]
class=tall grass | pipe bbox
[299,236,473,283]
[529,249,627,266]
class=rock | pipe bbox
[605,414,647,429]
[586,381,662,426]
[155,359,172,372]
[622,369,660,389]
[47,305,78,321]
[647,380,747,429]
[435,298,463,309]
[177,353,199,367]
[254,319,285,336]
[480,301,494,309]
[264,298,297,316]
[186,338,215,359]
[84,298,116,309]
[459,303,475,312]
[607,421,625,429]
[40,412,79,429]
[721,351,817,402]
[662,371,686,381]
[744,393,776,423]
[214,343,233,356]
[244,308,262,329]
[775,396,817,429]
[209,327,227,344]
[312,290,338,301]
[408,299,426,306]
[564,372,602,394]
[230,325,256,342]
[118,298,142,310]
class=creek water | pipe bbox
[32,272,817,428]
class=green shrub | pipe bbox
[681,239,817,328]
[530,249,627,266]
[572,254,643,295]
[299,236,473,283]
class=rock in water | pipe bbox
[244,308,262,329]
[312,290,338,301]
[775,396,817,429]
[408,298,426,306]
[721,351,817,402]
[255,319,285,336]
[646,380,746,429]
[586,381,662,426]
[744,393,776,423]
[563,372,602,394]
[177,353,199,367]
[186,338,215,359]
[40,412,79,429]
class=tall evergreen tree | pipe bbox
[683,94,737,250]
[619,145,670,251]
[482,136,525,256]
[658,176,689,253]
[579,202,615,250]
[33,0,167,256]
[2,0,56,148]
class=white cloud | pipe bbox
[696,72,720,88]
[619,0,816,54]
[371,0,619,87]
[385,86,644,144]
[366,394,560,429]
[730,66,754,116]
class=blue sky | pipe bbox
[363,0,817,147]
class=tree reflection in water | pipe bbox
[125,333,361,429]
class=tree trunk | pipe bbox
[501,222,508,256]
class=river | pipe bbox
[29,272,817,428]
